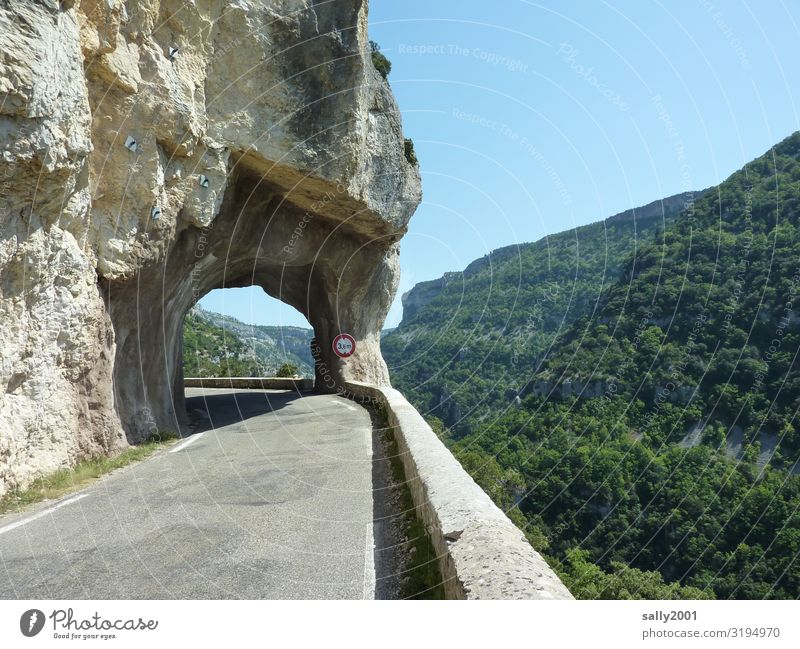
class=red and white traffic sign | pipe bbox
[332,333,356,358]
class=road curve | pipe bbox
[0,389,376,599]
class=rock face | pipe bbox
[0,0,421,494]
[400,272,459,323]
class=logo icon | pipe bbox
[20,609,45,637]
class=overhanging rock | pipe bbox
[0,0,420,494]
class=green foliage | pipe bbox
[183,312,261,378]
[384,132,800,599]
[369,40,391,80]
[182,310,313,378]
[145,429,179,444]
[558,549,714,599]
[404,138,418,166]
[276,362,299,377]
[451,398,800,598]
[537,131,800,469]
[0,434,179,515]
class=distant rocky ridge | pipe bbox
[187,306,314,377]
[385,188,705,430]
[399,190,704,325]
[383,137,800,599]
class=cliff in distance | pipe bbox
[384,189,702,429]
[384,135,800,598]
[183,306,315,378]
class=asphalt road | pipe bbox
[0,389,377,599]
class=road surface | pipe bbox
[0,389,378,599]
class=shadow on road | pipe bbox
[184,389,309,434]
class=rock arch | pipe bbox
[106,161,407,440]
[0,0,420,492]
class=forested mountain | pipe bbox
[383,132,800,599]
[535,133,800,463]
[383,189,703,431]
[183,307,314,378]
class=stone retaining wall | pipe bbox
[184,377,313,391]
[343,381,573,600]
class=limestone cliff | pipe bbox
[0,0,421,494]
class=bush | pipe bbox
[369,40,391,80]
[276,362,299,378]
[558,549,714,600]
[404,138,418,166]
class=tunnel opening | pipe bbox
[183,286,316,381]
[104,164,401,446]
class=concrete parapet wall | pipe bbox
[184,377,313,391]
[343,381,573,600]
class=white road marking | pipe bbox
[169,433,204,453]
[365,427,373,458]
[363,522,376,600]
[332,400,357,412]
[0,494,88,537]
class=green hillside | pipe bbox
[384,133,800,599]
[183,307,314,378]
[535,132,800,464]
[183,311,260,378]
[383,189,701,431]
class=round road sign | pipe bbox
[332,333,356,358]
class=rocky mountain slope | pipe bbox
[383,189,703,430]
[184,307,314,377]
[535,132,800,466]
[0,0,420,495]
[383,134,800,598]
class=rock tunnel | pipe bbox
[0,0,421,493]
[105,161,408,442]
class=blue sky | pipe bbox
[201,0,800,328]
